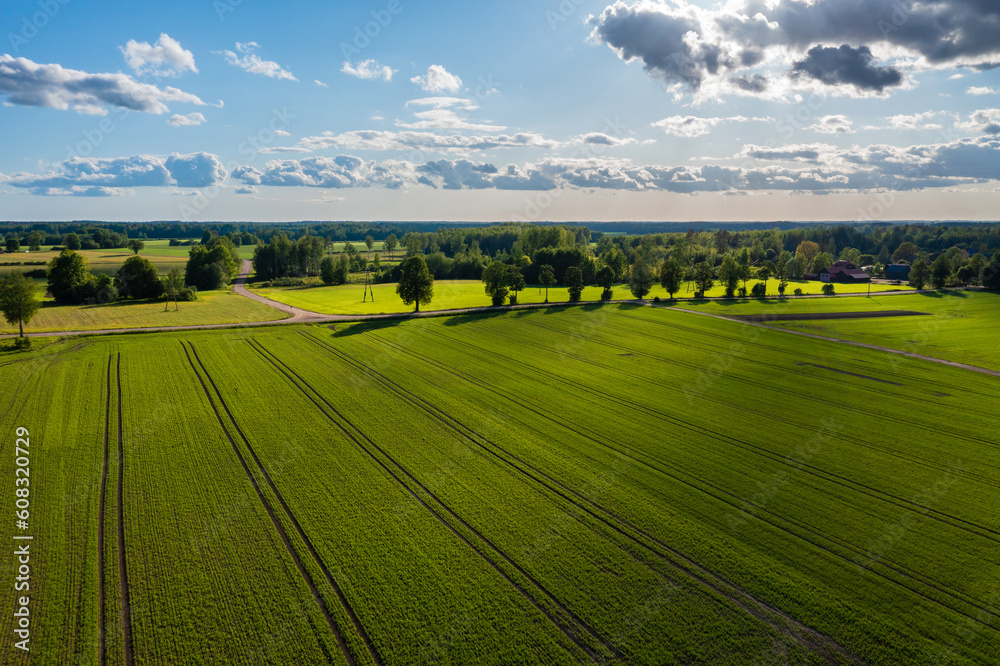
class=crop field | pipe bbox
[1,305,997,664]
[250,278,910,317]
[680,290,1000,372]
[0,289,287,336]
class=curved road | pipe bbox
[4,262,996,378]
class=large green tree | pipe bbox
[116,256,163,300]
[47,249,94,304]
[564,266,584,302]
[0,271,41,337]
[595,266,615,300]
[718,255,740,298]
[482,261,510,306]
[186,237,239,291]
[396,255,434,312]
[628,258,655,299]
[693,262,715,297]
[538,264,557,303]
[659,258,684,299]
[506,265,525,305]
[930,255,952,289]
[63,233,81,250]
[909,258,931,289]
[162,268,184,311]
[127,239,145,255]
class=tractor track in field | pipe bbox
[401,326,1000,613]
[361,330,1000,633]
[625,309,1000,402]
[512,316,1000,490]
[436,315,999,490]
[245,338,618,664]
[98,355,111,666]
[179,342,365,666]
[297,332,874,664]
[523,315,1000,442]
[303,331,1000,621]
[418,324,1000,544]
[115,354,135,666]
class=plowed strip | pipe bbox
[115,354,134,666]
[181,341,373,666]
[98,355,110,665]
[247,338,615,663]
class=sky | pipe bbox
[1,0,999,223]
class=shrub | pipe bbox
[738,287,748,297]
[794,288,804,296]
[271,277,304,287]
[822,283,836,295]
[751,283,767,298]
[694,291,705,299]
[653,296,660,303]
[12,336,31,350]
[178,286,198,301]
[24,269,46,279]
[601,288,614,301]
[258,281,273,289]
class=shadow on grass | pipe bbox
[328,318,405,338]
[916,289,969,299]
[442,309,513,327]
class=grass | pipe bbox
[0,307,997,664]
[676,289,1000,371]
[0,289,287,334]
[250,278,912,316]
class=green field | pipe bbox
[677,289,1000,372]
[0,289,287,335]
[251,278,911,317]
[1,306,997,664]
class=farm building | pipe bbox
[805,261,871,283]
[885,263,911,280]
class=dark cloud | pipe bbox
[793,45,902,92]
[590,1,1000,97]
[0,55,206,115]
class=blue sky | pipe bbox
[1,0,999,222]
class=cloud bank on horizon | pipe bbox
[0,0,998,221]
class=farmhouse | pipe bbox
[885,263,911,280]
[805,261,871,283]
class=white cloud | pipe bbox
[274,129,291,137]
[807,115,854,134]
[262,129,559,154]
[341,60,396,82]
[215,42,296,81]
[652,115,768,138]
[0,55,207,116]
[397,97,504,131]
[572,132,637,146]
[120,33,197,77]
[968,86,997,96]
[3,152,228,195]
[167,112,206,127]
[235,185,258,195]
[955,109,1000,134]
[889,111,944,130]
[314,79,328,88]
[410,65,462,93]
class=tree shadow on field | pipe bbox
[442,309,511,327]
[917,290,968,299]
[329,318,404,338]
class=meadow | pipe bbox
[250,278,910,317]
[679,289,1000,372]
[1,305,997,664]
[0,289,287,335]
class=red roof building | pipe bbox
[805,261,871,283]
